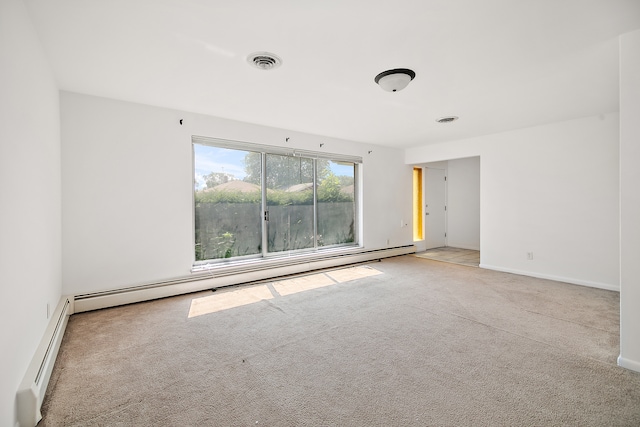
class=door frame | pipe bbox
[414,166,448,251]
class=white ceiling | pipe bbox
[25,0,640,148]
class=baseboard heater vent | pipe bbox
[74,245,415,313]
[17,296,73,427]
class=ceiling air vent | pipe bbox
[247,52,282,70]
[436,116,459,123]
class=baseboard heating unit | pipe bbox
[74,245,416,313]
[17,296,74,427]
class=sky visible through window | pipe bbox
[194,144,353,190]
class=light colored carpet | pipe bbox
[41,256,640,426]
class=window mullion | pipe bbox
[261,152,268,257]
[313,158,318,250]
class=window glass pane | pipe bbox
[194,144,262,261]
[266,154,315,252]
[317,160,356,246]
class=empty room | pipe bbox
[2,0,640,425]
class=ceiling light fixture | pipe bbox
[374,68,416,92]
[435,116,459,123]
[247,52,282,70]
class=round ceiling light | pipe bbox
[374,68,416,92]
[247,52,282,70]
[436,116,459,123]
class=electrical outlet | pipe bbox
[527,252,534,260]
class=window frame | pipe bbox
[192,136,362,267]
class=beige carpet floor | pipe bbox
[41,255,640,426]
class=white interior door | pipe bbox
[425,168,446,249]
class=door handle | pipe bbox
[425,213,429,215]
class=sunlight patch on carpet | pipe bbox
[188,265,383,317]
[326,265,383,283]
[272,273,335,296]
[188,285,273,318]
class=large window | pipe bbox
[193,137,359,263]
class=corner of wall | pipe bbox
[619,28,640,374]
[0,0,62,425]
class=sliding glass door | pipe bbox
[265,154,315,253]
[193,145,262,261]
[193,138,360,264]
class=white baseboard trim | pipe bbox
[618,355,640,373]
[17,296,74,427]
[74,245,415,313]
[479,264,619,292]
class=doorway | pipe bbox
[412,157,481,266]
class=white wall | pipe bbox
[406,113,620,290]
[447,157,480,250]
[61,92,413,295]
[619,29,640,372]
[0,0,62,425]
